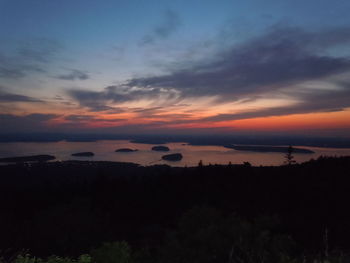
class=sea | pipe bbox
[0,140,350,166]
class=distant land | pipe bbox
[115,148,139,152]
[152,145,170,151]
[225,145,314,153]
[71,152,94,157]
[162,153,183,161]
[0,154,55,163]
[1,133,350,148]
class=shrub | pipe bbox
[159,206,295,263]
[90,242,132,263]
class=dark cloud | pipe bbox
[56,69,89,80]
[133,106,164,113]
[131,26,350,98]
[68,85,179,112]
[0,113,59,133]
[66,89,109,111]
[0,38,62,79]
[69,25,350,119]
[140,10,181,45]
[0,66,25,79]
[65,115,95,121]
[0,53,46,79]
[0,92,43,103]
[17,38,62,63]
[199,83,350,122]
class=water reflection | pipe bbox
[0,140,350,166]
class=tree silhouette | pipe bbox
[284,145,296,165]
[198,160,203,167]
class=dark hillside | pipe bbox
[0,157,349,257]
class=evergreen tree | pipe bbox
[284,145,296,165]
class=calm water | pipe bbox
[0,140,350,166]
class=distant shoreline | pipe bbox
[224,144,314,154]
[0,136,350,149]
[1,134,350,148]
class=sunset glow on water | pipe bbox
[1,140,350,167]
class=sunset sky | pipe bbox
[1,0,350,136]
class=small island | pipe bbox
[71,152,95,157]
[115,148,139,152]
[225,145,314,154]
[152,146,170,151]
[0,155,56,163]
[162,153,183,161]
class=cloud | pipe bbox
[66,88,122,112]
[0,113,59,133]
[68,85,179,112]
[127,25,350,118]
[68,25,350,120]
[197,82,350,122]
[56,69,89,80]
[0,38,62,79]
[17,38,62,63]
[0,59,25,79]
[133,106,164,113]
[64,114,125,122]
[0,87,43,103]
[130,26,350,98]
[0,91,43,103]
[0,53,45,79]
[140,10,181,45]
[65,115,95,121]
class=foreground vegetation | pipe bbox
[0,156,350,262]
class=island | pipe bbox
[161,153,183,161]
[0,154,56,163]
[71,152,95,157]
[224,145,314,154]
[152,146,170,151]
[115,148,138,152]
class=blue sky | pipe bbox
[1,0,349,81]
[1,0,350,135]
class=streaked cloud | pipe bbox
[17,38,62,63]
[0,91,43,103]
[0,53,45,79]
[67,25,350,122]
[0,87,43,103]
[0,113,59,133]
[64,114,125,122]
[56,69,89,80]
[130,26,350,99]
[140,10,181,45]
[0,38,62,79]
[68,85,180,112]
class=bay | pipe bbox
[0,140,350,166]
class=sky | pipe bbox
[1,0,350,137]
